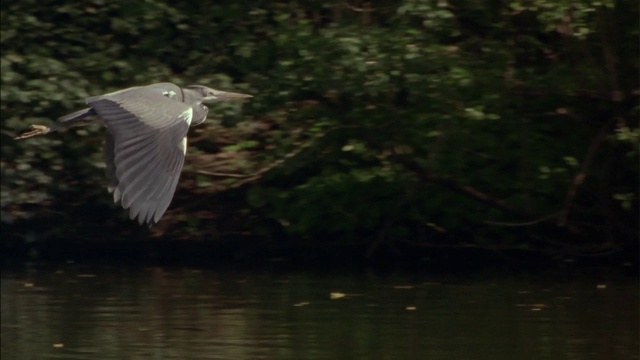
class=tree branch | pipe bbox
[557,119,615,226]
[394,156,530,217]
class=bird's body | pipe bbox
[15,83,252,226]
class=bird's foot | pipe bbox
[14,125,52,140]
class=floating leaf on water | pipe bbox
[393,285,414,289]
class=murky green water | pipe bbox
[1,265,637,360]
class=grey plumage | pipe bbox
[15,83,252,226]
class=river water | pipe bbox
[1,264,637,359]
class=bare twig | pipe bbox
[395,156,529,217]
[557,119,614,226]
[484,212,563,227]
[558,8,624,227]
[195,170,254,178]
[193,124,357,191]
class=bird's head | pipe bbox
[186,85,252,103]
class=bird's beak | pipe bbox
[213,90,253,101]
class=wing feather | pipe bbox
[89,85,191,225]
[104,132,118,194]
[117,135,157,160]
[125,159,163,210]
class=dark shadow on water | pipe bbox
[3,233,637,277]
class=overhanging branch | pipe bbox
[394,156,530,217]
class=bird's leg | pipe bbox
[13,121,85,139]
[14,124,60,140]
[14,108,96,140]
[14,120,93,140]
[15,122,91,140]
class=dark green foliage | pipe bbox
[1,1,637,256]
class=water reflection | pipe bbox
[1,265,637,360]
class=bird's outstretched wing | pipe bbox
[88,86,192,226]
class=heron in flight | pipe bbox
[15,83,252,226]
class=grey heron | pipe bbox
[15,83,252,226]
